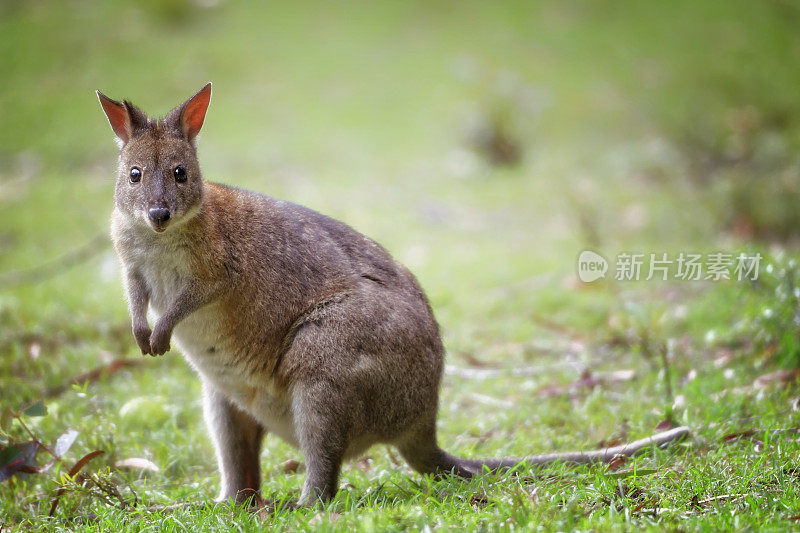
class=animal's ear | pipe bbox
[97,91,132,144]
[167,82,212,143]
[96,91,148,146]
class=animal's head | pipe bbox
[97,83,212,234]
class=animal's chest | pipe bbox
[139,252,191,314]
[137,251,297,446]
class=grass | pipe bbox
[2,0,800,530]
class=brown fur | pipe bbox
[97,84,689,507]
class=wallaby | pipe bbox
[97,83,689,507]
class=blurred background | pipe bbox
[2,0,800,526]
[3,0,799,356]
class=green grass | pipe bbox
[2,0,800,530]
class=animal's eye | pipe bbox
[129,167,142,183]
[174,165,187,182]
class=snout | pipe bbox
[148,208,171,231]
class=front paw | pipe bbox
[133,323,152,355]
[149,322,173,356]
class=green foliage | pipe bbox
[23,400,47,418]
[2,0,800,530]
[745,254,800,367]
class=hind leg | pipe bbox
[202,381,265,505]
[292,381,348,506]
[278,286,446,504]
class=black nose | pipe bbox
[148,208,171,225]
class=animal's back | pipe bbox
[197,180,441,356]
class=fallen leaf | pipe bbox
[655,419,678,431]
[45,358,144,398]
[115,458,160,472]
[460,352,491,368]
[282,459,301,473]
[631,499,658,513]
[0,441,40,482]
[66,451,104,478]
[54,429,79,458]
[607,455,627,470]
[537,372,599,397]
[713,350,733,368]
[596,437,624,448]
[753,369,800,389]
[722,428,799,444]
[537,369,636,397]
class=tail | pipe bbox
[400,426,690,478]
